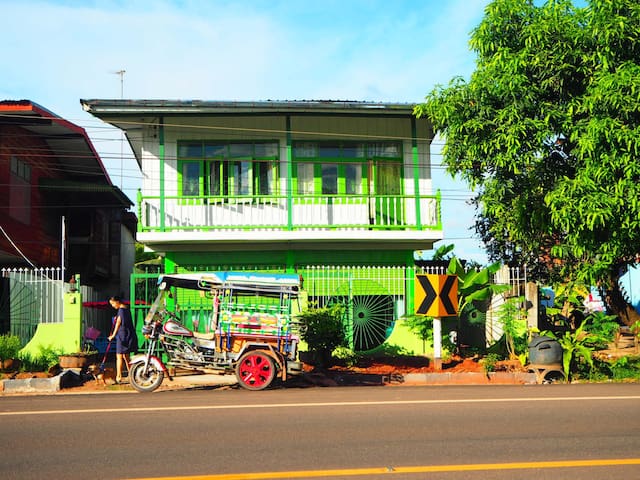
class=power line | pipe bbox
[0,224,37,268]
[0,112,453,145]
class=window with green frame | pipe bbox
[292,141,403,195]
[177,141,279,197]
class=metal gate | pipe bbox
[0,268,64,345]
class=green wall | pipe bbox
[168,248,415,270]
[21,291,83,356]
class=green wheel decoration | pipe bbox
[329,279,396,352]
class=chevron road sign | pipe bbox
[414,274,459,317]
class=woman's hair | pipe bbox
[109,295,122,302]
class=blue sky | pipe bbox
[1,0,492,263]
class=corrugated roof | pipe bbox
[80,99,418,116]
[0,99,132,207]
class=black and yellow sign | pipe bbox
[414,274,458,317]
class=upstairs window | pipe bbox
[293,141,402,196]
[178,141,279,197]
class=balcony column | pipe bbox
[159,117,165,230]
[286,115,293,231]
[411,117,422,230]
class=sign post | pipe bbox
[414,274,458,371]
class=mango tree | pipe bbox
[416,0,640,326]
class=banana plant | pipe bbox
[545,322,595,380]
[446,257,511,322]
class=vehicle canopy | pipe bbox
[157,271,300,296]
[145,272,301,324]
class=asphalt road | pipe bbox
[1,383,639,480]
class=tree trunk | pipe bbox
[604,274,640,327]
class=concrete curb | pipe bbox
[1,369,84,394]
[403,371,538,385]
[2,371,540,394]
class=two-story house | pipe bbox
[81,99,443,353]
[0,100,135,338]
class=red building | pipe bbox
[0,100,134,292]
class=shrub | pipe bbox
[297,304,347,367]
[19,345,63,372]
[482,353,501,373]
[583,311,620,349]
[0,334,22,362]
[600,355,640,381]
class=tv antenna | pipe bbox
[112,70,126,189]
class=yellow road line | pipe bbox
[3,395,640,416]
[127,458,640,479]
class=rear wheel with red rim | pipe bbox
[235,350,276,390]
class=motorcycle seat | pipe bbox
[193,331,216,341]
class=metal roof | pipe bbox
[0,100,132,207]
[80,99,419,116]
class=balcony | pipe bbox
[138,193,442,234]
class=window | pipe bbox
[297,162,314,195]
[345,164,361,195]
[293,141,401,196]
[177,141,279,198]
[180,162,201,196]
[321,164,338,195]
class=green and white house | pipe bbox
[81,100,444,353]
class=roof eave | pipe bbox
[80,99,420,117]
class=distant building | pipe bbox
[0,100,135,334]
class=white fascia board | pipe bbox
[138,229,444,245]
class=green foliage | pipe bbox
[298,304,347,367]
[0,334,22,361]
[416,0,640,289]
[332,346,361,368]
[584,311,620,348]
[369,343,412,357]
[135,242,158,264]
[403,314,433,344]
[544,322,595,380]
[431,243,455,261]
[446,257,511,318]
[605,356,640,381]
[495,296,528,359]
[482,353,501,373]
[584,355,640,382]
[19,345,63,372]
[631,320,640,339]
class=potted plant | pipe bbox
[0,334,23,371]
[58,350,97,369]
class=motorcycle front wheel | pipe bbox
[129,362,164,393]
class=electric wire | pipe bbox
[0,111,481,241]
[0,224,37,268]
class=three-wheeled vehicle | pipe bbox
[129,271,303,392]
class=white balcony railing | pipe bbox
[138,193,441,232]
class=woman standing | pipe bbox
[108,296,139,384]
